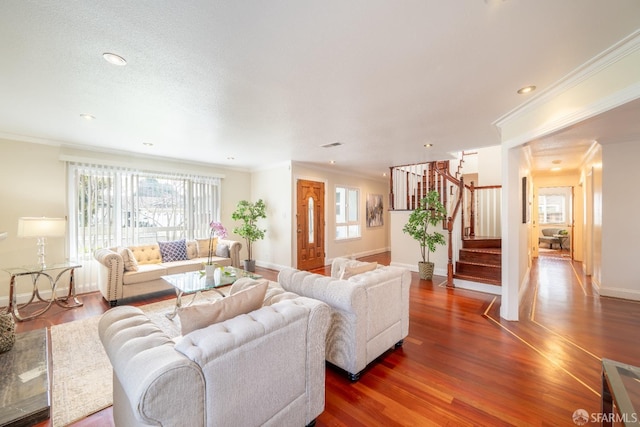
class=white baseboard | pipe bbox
[451,278,502,296]
[599,286,640,302]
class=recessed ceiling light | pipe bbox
[227,156,235,160]
[142,142,153,147]
[103,52,127,66]
[517,85,536,95]
[551,167,562,172]
[552,159,562,164]
[80,113,95,120]
[424,143,433,148]
[330,160,336,164]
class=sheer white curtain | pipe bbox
[67,162,221,293]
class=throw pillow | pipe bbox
[215,243,230,258]
[178,281,268,335]
[340,262,378,279]
[196,237,217,258]
[158,239,188,262]
[118,247,138,272]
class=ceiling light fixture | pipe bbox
[142,142,153,147]
[552,159,562,164]
[227,157,235,160]
[551,167,562,172]
[80,114,95,120]
[517,85,536,95]
[330,160,336,164]
[103,52,127,66]
[424,143,433,148]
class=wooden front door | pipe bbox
[296,179,325,270]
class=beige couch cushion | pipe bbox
[131,244,163,265]
[196,238,217,258]
[122,264,168,285]
[178,281,268,335]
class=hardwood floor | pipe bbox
[15,253,640,426]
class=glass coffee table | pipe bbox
[162,267,262,319]
[601,358,640,426]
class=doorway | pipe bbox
[296,179,325,270]
[537,186,574,259]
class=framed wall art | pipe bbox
[366,194,384,227]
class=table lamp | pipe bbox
[17,217,66,267]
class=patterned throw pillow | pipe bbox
[158,239,188,262]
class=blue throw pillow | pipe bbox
[158,239,188,262]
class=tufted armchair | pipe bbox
[99,291,330,426]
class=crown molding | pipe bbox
[495,29,640,128]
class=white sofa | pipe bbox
[94,238,241,306]
[277,257,411,381]
[98,289,330,427]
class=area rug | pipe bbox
[50,292,223,426]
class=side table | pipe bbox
[4,262,83,321]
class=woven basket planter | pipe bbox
[418,261,435,280]
[0,312,16,353]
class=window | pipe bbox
[335,186,360,240]
[68,163,220,260]
[538,193,566,224]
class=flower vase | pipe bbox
[205,264,216,278]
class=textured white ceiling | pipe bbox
[1,1,639,178]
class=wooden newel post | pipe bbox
[447,216,455,288]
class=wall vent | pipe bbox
[320,142,343,148]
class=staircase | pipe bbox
[454,237,501,286]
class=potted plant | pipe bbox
[402,191,447,280]
[231,199,266,272]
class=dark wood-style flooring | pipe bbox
[14,253,640,426]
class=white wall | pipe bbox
[249,162,293,270]
[600,140,640,300]
[477,145,502,186]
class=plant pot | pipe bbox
[418,261,435,280]
[0,312,16,354]
[243,259,256,272]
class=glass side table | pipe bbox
[4,262,83,321]
[601,358,640,426]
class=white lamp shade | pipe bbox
[17,217,66,238]
[0,231,7,241]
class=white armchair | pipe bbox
[99,293,330,426]
[278,258,411,381]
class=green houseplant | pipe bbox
[402,191,447,280]
[231,199,267,272]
